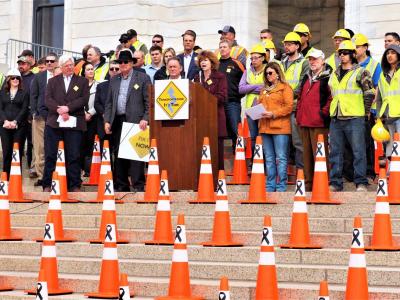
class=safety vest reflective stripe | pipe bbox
[133,41,145,51]
[378,69,400,117]
[284,59,304,90]
[326,53,338,71]
[94,64,109,82]
[365,58,378,76]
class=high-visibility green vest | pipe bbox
[94,63,109,82]
[329,67,365,117]
[364,57,379,77]
[326,53,339,71]
[245,67,265,108]
[378,69,400,117]
[283,58,304,91]
[133,40,147,54]
[0,73,4,89]
[216,46,247,60]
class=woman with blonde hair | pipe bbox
[259,62,293,191]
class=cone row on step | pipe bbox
[83,135,101,186]
[389,132,400,204]
[228,124,249,185]
[8,142,32,203]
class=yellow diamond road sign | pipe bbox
[156,81,188,119]
[129,127,150,158]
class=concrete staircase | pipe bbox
[0,190,400,299]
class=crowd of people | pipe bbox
[0,25,399,193]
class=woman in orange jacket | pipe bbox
[258,62,293,191]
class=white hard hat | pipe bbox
[6,68,21,77]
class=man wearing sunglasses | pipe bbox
[104,49,151,192]
[328,40,375,192]
[326,29,351,72]
[145,34,164,66]
[30,52,58,186]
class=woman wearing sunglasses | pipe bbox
[258,62,293,192]
[0,69,29,178]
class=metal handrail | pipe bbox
[5,39,82,68]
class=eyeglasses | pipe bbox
[46,59,55,63]
[296,32,308,37]
[266,71,275,76]
[119,61,130,65]
[152,40,162,44]
[338,50,352,56]
[10,76,20,81]
[109,67,120,71]
[250,56,263,61]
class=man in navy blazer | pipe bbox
[177,30,200,80]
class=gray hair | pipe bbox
[58,54,74,66]
[89,46,102,57]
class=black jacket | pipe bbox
[218,57,245,102]
[0,89,29,126]
[30,71,49,119]
[94,80,109,139]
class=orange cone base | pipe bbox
[35,237,76,243]
[238,199,277,204]
[156,296,204,300]
[280,243,322,249]
[9,199,33,203]
[26,287,73,295]
[307,198,341,205]
[0,286,12,291]
[201,241,243,247]
[85,291,134,299]
[388,199,400,205]
[365,245,400,251]
[144,239,174,245]
[0,236,22,241]
[188,199,216,204]
[136,199,159,204]
[89,238,129,244]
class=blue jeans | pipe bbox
[262,133,290,192]
[224,102,242,151]
[247,116,259,155]
[329,117,368,189]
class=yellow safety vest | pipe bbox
[283,58,304,91]
[329,67,365,117]
[326,53,339,72]
[133,40,147,54]
[94,63,109,82]
[216,46,247,60]
[378,69,400,117]
[364,58,379,77]
[31,66,39,74]
[245,67,265,108]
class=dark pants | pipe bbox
[0,126,26,177]
[81,116,98,173]
[111,115,145,191]
[21,122,33,168]
[42,126,83,190]
[224,101,241,152]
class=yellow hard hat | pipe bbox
[337,40,356,51]
[353,33,369,46]
[282,32,301,43]
[332,29,351,40]
[293,23,310,35]
[264,39,276,50]
[371,119,390,142]
[250,44,266,54]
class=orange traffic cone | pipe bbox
[308,134,341,204]
[318,280,329,299]
[36,269,48,300]
[218,276,230,300]
[144,170,174,245]
[25,219,73,295]
[53,141,78,203]
[243,117,252,159]
[189,137,215,203]
[366,168,400,250]
[119,273,133,299]
[87,140,115,203]
[156,214,204,300]
[37,172,75,242]
[0,172,22,240]
[374,141,387,176]
[255,215,278,300]
[202,170,242,246]
[239,136,277,204]
[8,142,32,203]
[137,138,160,203]
[389,133,400,204]
[0,281,12,292]
[86,223,133,298]
[281,169,321,249]
[229,124,249,185]
[345,216,368,300]
[83,135,101,186]
[89,171,128,244]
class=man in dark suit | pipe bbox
[42,55,89,192]
[30,52,58,187]
[104,49,151,192]
[177,30,199,80]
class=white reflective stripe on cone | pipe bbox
[55,166,66,176]
[348,253,366,267]
[92,156,101,163]
[42,245,56,257]
[102,200,116,211]
[293,201,308,213]
[100,165,112,174]
[200,163,212,174]
[10,166,21,175]
[0,200,9,210]
[157,200,171,211]
[252,162,264,173]
[172,249,188,262]
[375,202,390,214]
[258,251,276,265]
[102,247,118,260]
[235,151,245,160]
[390,160,400,172]
[49,200,61,210]
[314,161,327,172]
[147,164,159,175]
[215,200,229,212]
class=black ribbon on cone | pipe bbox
[0,182,5,194]
[36,283,43,300]
[44,224,51,239]
[377,179,385,195]
[105,225,113,241]
[216,180,224,194]
[237,137,243,148]
[202,146,208,159]
[261,228,270,245]
[93,141,98,152]
[392,142,399,156]
[102,149,107,160]
[105,180,112,194]
[12,151,17,162]
[254,144,261,158]
[219,292,226,300]
[175,225,182,242]
[119,287,125,300]
[352,229,361,246]
[316,143,323,156]
[160,181,166,194]
[295,180,303,195]
[57,150,63,161]
[51,181,57,194]
[149,148,156,160]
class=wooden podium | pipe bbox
[149,82,218,190]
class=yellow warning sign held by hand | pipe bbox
[129,127,150,158]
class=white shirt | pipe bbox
[63,75,72,91]
[183,51,193,79]
[46,70,53,83]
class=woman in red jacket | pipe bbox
[194,50,228,170]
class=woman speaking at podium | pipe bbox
[194,50,228,170]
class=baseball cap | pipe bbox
[307,48,325,59]
[17,56,30,64]
[119,33,129,43]
[218,25,236,35]
[18,49,34,58]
